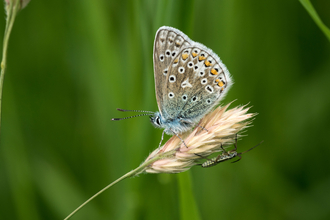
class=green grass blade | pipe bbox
[178,171,201,220]
[299,0,330,41]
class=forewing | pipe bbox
[153,26,192,117]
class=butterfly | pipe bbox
[113,26,233,146]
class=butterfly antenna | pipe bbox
[112,113,153,121]
[116,108,154,114]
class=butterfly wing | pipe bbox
[162,42,233,125]
[153,26,192,118]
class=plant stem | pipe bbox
[64,149,176,220]
[178,171,201,220]
[0,1,20,131]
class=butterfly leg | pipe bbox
[170,128,188,148]
[176,133,188,148]
[158,130,165,149]
[197,125,209,132]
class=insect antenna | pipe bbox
[112,108,154,121]
[112,113,153,121]
[231,140,264,163]
[116,108,154,114]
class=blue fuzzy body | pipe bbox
[150,112,199,135]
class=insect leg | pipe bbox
[231,134,238,151]
[220,144,229,155]
[158,130,165,149]
[197,125,209,132]
[231,155,242,163]
[170,128,188,148]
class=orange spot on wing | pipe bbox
[211,68,218,75]
[174,58,179,63]
[218,81,224,87]
[199,56,206,61]
[204,60,211,67]
[192,52,198,57]
[182,53,189,60]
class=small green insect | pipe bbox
[198,138,263,168]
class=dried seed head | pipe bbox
[144,102,256,173]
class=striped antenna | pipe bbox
[112,108,154,121]
[116,108,154,114]
[237,140,264,156]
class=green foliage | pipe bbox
[0,0,330,219]
[300,0,330,41]
[178,172,201,220]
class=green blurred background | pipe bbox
[1,0,330,219]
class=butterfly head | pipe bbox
[150,112,163,129]
[150,112,196,135]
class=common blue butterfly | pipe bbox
[113,26,233,144]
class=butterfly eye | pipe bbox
[191,96,198,102]
[194,65,198,70]
[187,62,194,68]
[201,78,207,85]
[182,95,188,101]
[199,71,205,77]
[206,99,212,104]
[172,52,176,57]
[156,116,161,125]
[159,54,164,62]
